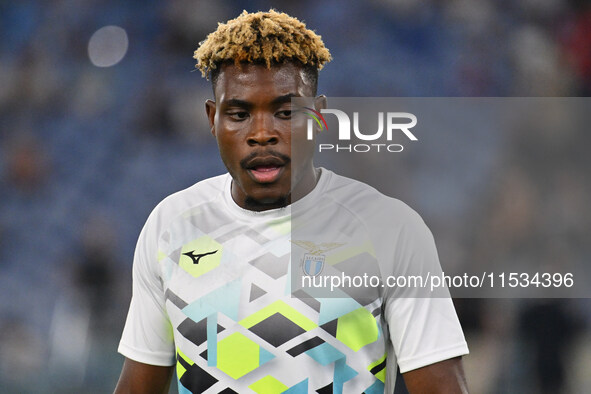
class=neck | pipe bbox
[290,166,320,203]
[234,167,320,212]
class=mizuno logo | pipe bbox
[183,250,218,264]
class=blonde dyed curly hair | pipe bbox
[193,10,331,80]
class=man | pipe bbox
[115,10,469,393]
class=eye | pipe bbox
[227,111,249,121]
[276,110,292,119]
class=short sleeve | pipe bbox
[118,213,176,366]
[385,297,468,373]
[383,207,468,374]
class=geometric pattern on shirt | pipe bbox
[172,271,384,394]
[176,349,217,393]
[177,317,225,346]
[291,289,322,313]
[168,242,387,394]
[161,200,390,393]
[178,235,222,278]
[368,352,388,383]
[216,227,270,245]
[173,256,387,392]
[216,332,275,379]
[249,283,267,302]
[248,252,290,279]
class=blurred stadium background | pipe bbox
[1,0,590,393]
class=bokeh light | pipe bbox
[87,25,128,68]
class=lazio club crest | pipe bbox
[302,254,325,276]
[291,240,345,277]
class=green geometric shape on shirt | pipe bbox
[239,300,317,332]
[368,352,387,383]
[157,249,167,262]
[176,348,193,380]
[335,307,378,351]
[317,296,361,325]
[270,218,290,235]
[179,235,222,278]
[217,332,259,379]
[248,375,288,394]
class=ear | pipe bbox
[311,95,327,135]
[314,95,327,111]
[205,99,216,136]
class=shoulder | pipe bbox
[144,173,229,232]
[322,169,425,229]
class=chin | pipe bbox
[244,194,289,211]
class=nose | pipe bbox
[247,113,278,146]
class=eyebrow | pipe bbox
[223,98,251,108]
[221,93,301,109]
[271,93,300,105]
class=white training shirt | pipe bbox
[119,168,468,393]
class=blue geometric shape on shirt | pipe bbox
[334,358,358,394]
[363,379,385,394]
[304,343,357,394]
[305,342,345,366]
[206,315,218,366]
[317,297,361,325]
[178,383,192,394]
[283,378,309,393]
[259,347,275,366]
[182,279,241,322]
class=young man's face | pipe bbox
[206,62,320,211]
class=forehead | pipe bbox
[214,63,313,101]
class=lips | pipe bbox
[243,154,289,184]
[249,165,282,183]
